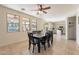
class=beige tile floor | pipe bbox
[0,35,79,55]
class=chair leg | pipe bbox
[51,37,53,44]
[51,39,53,44]
[32,45,35,53]
[48,40,50,47]
[38,43,40,53]
[28,42,31,50]
[44,43,46,50]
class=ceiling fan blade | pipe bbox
[40,5,42,8]
[42,11,47,14]
[39,5,43,10]
[42,6,51,10]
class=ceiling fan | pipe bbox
[31,4,51,14]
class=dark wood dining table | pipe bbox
[33,33,46,53]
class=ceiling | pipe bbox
[2,4,79,22]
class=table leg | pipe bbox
[38,40,40,53]
[28,40,31,50]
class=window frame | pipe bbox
[7,13,20,32]
[31,19,37,31]
[22,17,30,32]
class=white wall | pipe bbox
[76,9,79,44]
[37,19,46,31]
[64,6,79,44]
[65,18,68,40]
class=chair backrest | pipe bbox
[28,33,33,39]
[45,31,51,38]
[28,33,38,44]
[42,35,47,41]
[28,33,34,43]
[48,31,53,42]
[49,31,53,37]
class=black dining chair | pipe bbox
[40,35,47,50]
[28,33,32,50]
[51,31,53,44]
[50,31,53,44]
[28,33,39,53]
[45,31,51,47]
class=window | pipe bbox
[31,19,37,31]
[7,14,20,32]
[22,17,30,31]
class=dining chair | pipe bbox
[40,35,47,50]
[45,31,51,47]
[28,33,39,53]
[28,33,32,50]
[49,31,53,44]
